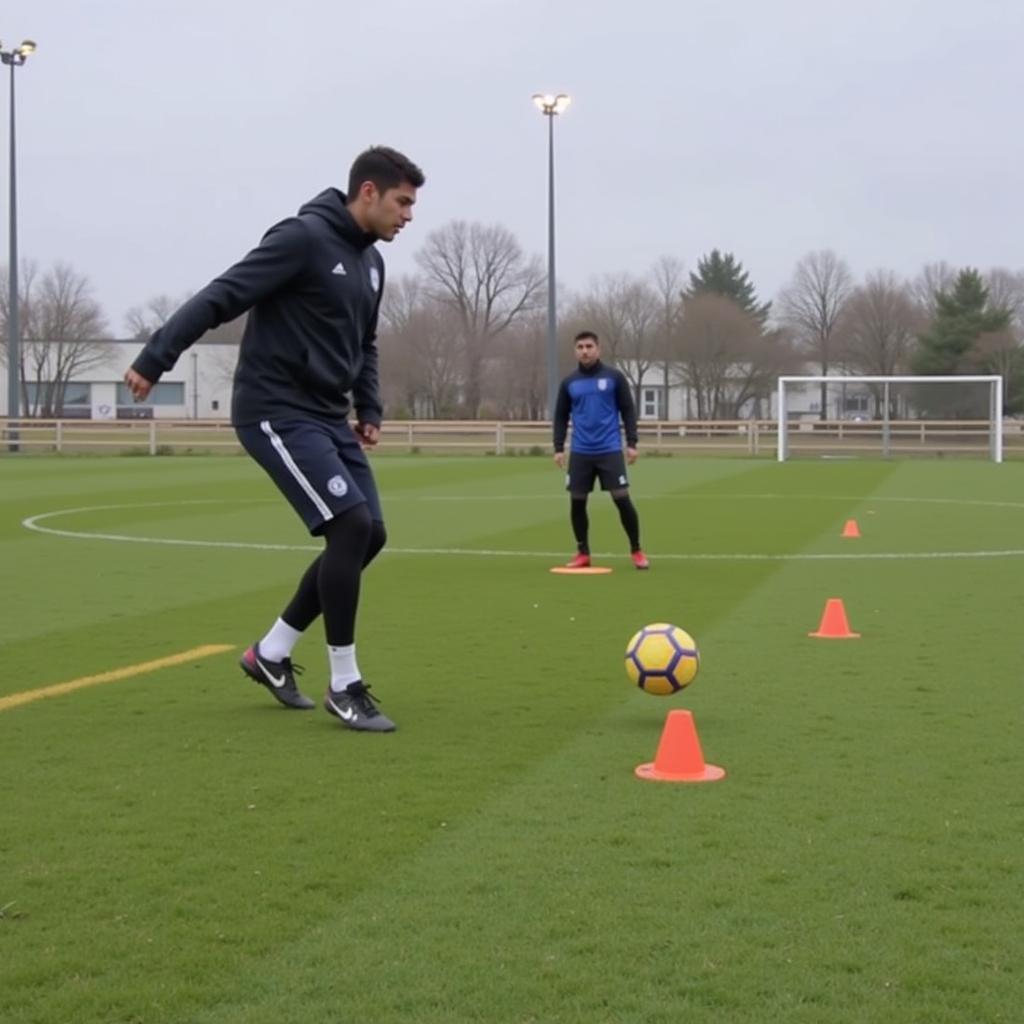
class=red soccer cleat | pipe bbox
[565,552,592,569]
[631,550,650,570]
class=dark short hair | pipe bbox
[348,146,425,198]
[574,330,600,344]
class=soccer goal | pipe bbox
[776,375,1004,462]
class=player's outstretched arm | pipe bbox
[131,217,309,385]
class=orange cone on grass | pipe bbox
[635,709,726,783]
[808,597,860,639]
[841,519,861,539]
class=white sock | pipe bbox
[258,618,303,662]
[328,644,361,691]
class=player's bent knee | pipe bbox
[322,502,372,547]
[610,488,630,500]
[364,520,387,566]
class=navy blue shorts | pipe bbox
[236,418,382,535]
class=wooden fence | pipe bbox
[0,418,1021,458]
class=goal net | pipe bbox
[776,375,1004,462]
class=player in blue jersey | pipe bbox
[552,331,649,570]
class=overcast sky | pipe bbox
[6,0,1023,333]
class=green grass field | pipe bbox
[2,453,1022,1024]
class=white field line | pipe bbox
[20,496,1024,562]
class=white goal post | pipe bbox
[777,375,1004,463]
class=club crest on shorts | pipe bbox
[327,475,348,497]
[598,378,608,391]
[369,266,380,292]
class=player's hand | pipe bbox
[553,452,565,469]
[123,368,153,402]
[355,421,380,447]
[626,447,638,465]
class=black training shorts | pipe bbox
[565,450,629,494]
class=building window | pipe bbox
[115,382,185,407]
[642,388,660,418]
[24,381,92,417]
[843,394,869,413]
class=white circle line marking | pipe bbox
[20,499,1024,562]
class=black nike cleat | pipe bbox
[240,643,315,709]
[323,682,396,732]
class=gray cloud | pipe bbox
[7,0,1023,331]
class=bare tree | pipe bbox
[974,269,1024,412]
[619,280,661,407]
[378,278,464,418]
[651,256,685,417]
[15,263,113,416]
[379,273,425,335]
[983,267,1024,330]
[571,274,630,362]
[673,294,782,419]
[910,261,957,320]
[969,327,1021,394]
[125,293,191,340]
[777,250,853,419]
[126,290,246,346]
[416,221,544,417]
[571,273,660,405]
[486,313,547,420]
[838,270,921,374]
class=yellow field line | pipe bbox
[0,644,235,713]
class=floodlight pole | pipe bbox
[532,93,570,418]
[2,38,36,452]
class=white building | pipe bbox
[621,361,882,422]
[0,339,238,420]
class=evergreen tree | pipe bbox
[685,249,771,324]
[910,268,1011,416]
[911,268,1009,375]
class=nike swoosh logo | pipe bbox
[338,706,357,721]
[255,658,287,688]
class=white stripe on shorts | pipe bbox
[259,420,333,522]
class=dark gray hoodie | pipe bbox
[131,188,385,427]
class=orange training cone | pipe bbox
[635,709,726,783]
[841,519,861,539]
[808,597,860,639]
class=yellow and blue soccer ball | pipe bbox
[625,623,700,696]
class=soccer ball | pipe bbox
[625,623,700,696]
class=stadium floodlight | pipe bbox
[532,93,571,115]
[532,91,571,418]
[776,375,1004,463]
[2,36,36,451]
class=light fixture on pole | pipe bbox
[2,37,36,452]
[532,92,570,418]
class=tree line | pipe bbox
[3,227,1022,419]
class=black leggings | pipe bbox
[280,504,387,645]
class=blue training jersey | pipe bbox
[552,362,638,455]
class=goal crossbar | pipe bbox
[777,375,1004,462]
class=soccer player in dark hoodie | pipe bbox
[124,146,425,732]
[552,330,649,570]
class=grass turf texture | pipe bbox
[1,454,1022,1024]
